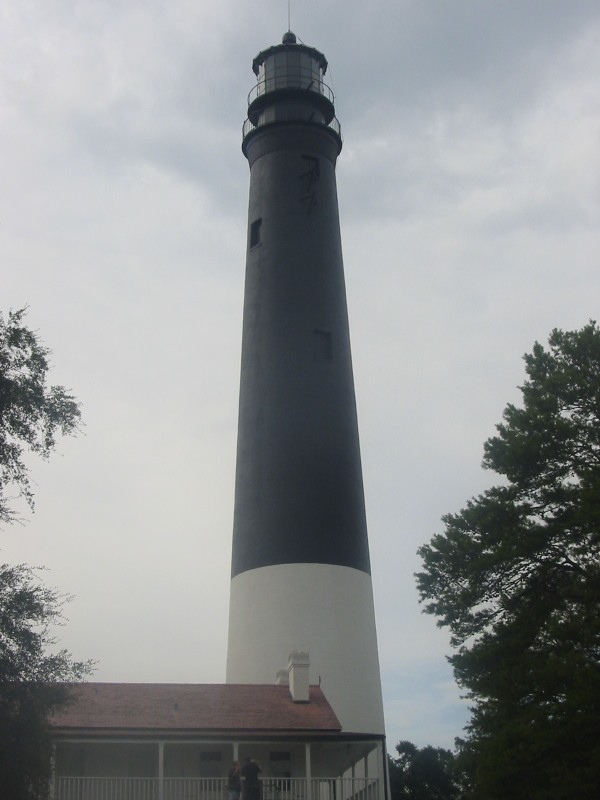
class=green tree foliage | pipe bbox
[0,564,92,799]
[417,322,600,799]
[1,308,89,798]
[0,308,81,525]
[388,740,463,800]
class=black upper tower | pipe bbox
[231,33,370,579]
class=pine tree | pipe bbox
[417,322,600,799]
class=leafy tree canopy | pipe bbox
[0,563,93,799]
[417,322,600,799]
[0,307,81,525]
[388,740,463,800]
[1,308,89,798]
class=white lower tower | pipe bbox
[226,32,385,737]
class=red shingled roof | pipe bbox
[50,683,341,734]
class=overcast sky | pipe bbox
[2,0,600,751]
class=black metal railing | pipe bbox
[247,69,335,107]
[242,114,341,140]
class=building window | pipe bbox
[250,218,262,248]
[314,330,333,360]
[200,752,222,762]
[269,752,291,762]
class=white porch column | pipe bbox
[49,743,56,800]
[305,743,312,800]
[158,741,165,800]
[376,741,385,800]
[233,742,239,760]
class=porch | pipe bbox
[54,775,380,800]
[49,683,386,800]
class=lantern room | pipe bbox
[244,31,340,140]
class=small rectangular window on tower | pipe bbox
[314,330,333,360]
[250,218,262,248]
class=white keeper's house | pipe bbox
[50,653,386,800]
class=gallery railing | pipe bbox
[54,775,379,800]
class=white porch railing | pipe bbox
[54,777,159,800]
[263,777,379,800]
[164,777,226,800]
[54,776,379,800]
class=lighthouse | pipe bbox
[226,32,385,737]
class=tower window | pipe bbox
[250,218,262,248]
[314,330,333,360]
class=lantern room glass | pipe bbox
[257,50,324,96]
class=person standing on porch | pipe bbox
[241,757,262,800]
[228,761,242,800]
